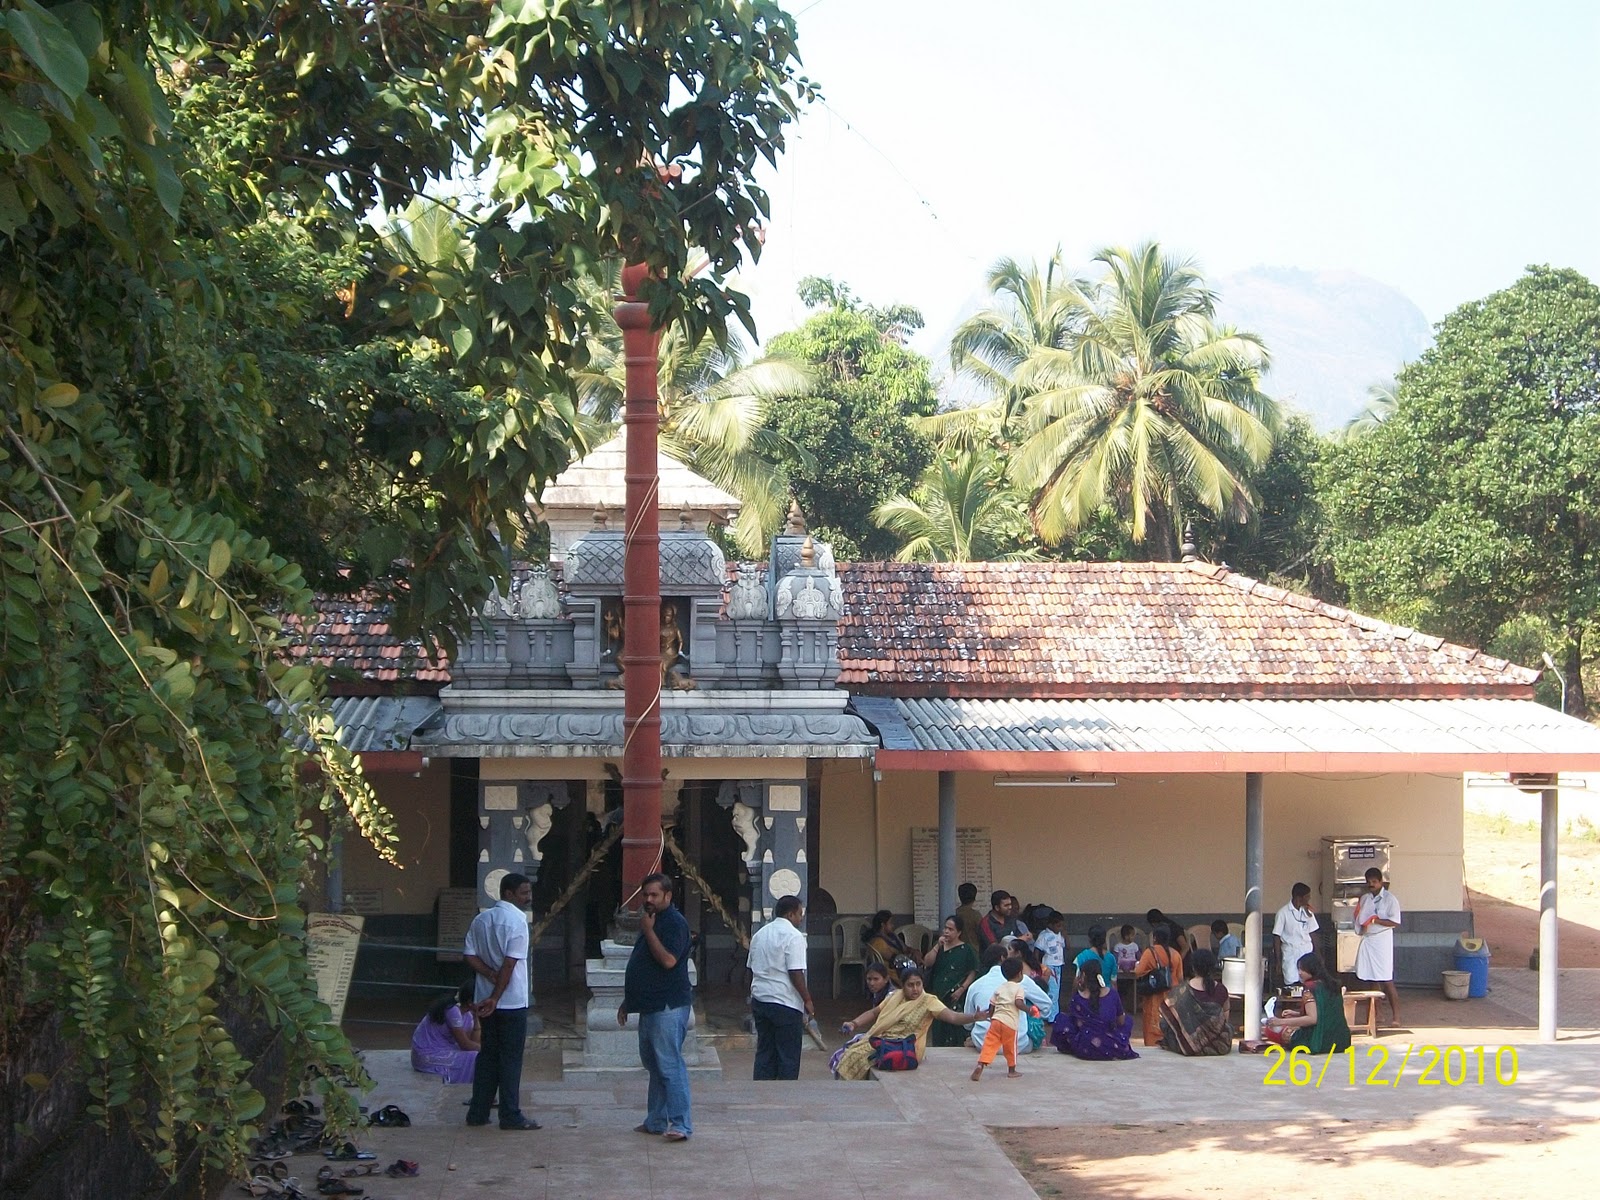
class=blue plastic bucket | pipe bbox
[1454,939,1490,998]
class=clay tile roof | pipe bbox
[281,592,451,689]
[836,560,1539,701]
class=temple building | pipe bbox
[289,446,1600,1038]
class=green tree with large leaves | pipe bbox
[1321,266,1600,715]
[765,291,937,559]
[1,0,811,1185]
[1009,242,1280,560]
[871,447,1035,562]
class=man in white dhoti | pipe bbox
[1354,867,1402,1026]
[1272,883,1319,989]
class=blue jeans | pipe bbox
[466,1006,528,1127]
[637,1005,693,1136]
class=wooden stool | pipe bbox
[1343,990,1384,1038]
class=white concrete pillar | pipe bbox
[1244,772,1265,1041]
[938,771,958,924]
[1540,785,1559,1043]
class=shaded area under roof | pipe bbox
[856,696,1600,773]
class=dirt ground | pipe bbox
[1463,810,1600,967]
[996,1117,1597,1200]
[994,814,1600,1199]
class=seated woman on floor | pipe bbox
[832,967,991,1080]
[1158,949,1234,1056]
[1051,959,1139,1061]
[1264,953,1352,1054]
[410,981,480,1083]
[864,909,916,985]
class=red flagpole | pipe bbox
[615,262,662,909]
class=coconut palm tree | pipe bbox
[575,267,814,554]
[1010,242,1280,560]
[871,448,1036,562]
[1342,379,1399,439]
[928,251,1084,449]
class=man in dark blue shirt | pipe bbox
[618,872,694,1140]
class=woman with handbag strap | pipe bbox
[1133,925,1182,1047]
[833,967,991,1080]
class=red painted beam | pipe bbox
[873,749,1600,774]
[617,262,663,908]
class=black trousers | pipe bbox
[466,1006,528,1126]
[751,999,804,1080]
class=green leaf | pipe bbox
[5,3,90,100]
[0,96,51,157]
[207,538,232,577]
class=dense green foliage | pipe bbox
[766,300,937,559]
[1199,414,1338,597]
[1321,266,1600,713]
[1,0,810,1178]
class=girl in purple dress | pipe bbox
[1051,960,1139,1061]
[411,982,481,1084]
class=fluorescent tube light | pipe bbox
[993,774,1116,788]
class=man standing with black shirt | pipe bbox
[618,872,694,1141]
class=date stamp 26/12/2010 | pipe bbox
[1262,1044,1519,1088]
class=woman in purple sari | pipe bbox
[1051,959,1139,1060]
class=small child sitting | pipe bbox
[1213,919,1242,959]
[864,962,893,1007]
[1112,924,1141,974]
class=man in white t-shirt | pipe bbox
[746,894,813,1080]
[463,873,539,1130]
[1355,868,1403,1026]
[1271,882,1319,989]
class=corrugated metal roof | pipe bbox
[311,695,441,753]
[874,696,1600,764]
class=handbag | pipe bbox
[1137,946,1173,996]
[868,1034,919,1071]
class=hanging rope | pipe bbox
[662,826,750,952]
[526,823,623,946]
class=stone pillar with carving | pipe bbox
[476,780,571,903]
[511,565,573,687]
[719,563,774,687]
[718,779,808,932]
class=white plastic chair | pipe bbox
[831,915,870,999]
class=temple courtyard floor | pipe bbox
[266,966,1600,1200]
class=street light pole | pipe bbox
[1541,651,1568,715]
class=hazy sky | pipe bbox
[734,0,1600,363]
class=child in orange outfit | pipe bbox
[971,957,1033,1080]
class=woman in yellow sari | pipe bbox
[833,967,990,1081]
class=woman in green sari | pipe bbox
[1265,953,1352,1054]
[832,968,989,1080]
[923,916,979,1047]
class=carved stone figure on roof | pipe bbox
[661,601,696,690]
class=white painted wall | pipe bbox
[819,769,1465,916]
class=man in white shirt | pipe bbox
[1272,883,1319,989]
[964,944,1052,1053]
[1355,868,1403,1026]
[746,894,813,1080]
[464,873,540,1130]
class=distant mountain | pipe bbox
[1214,267,1433,431]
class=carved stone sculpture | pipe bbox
[517,567,562,620]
